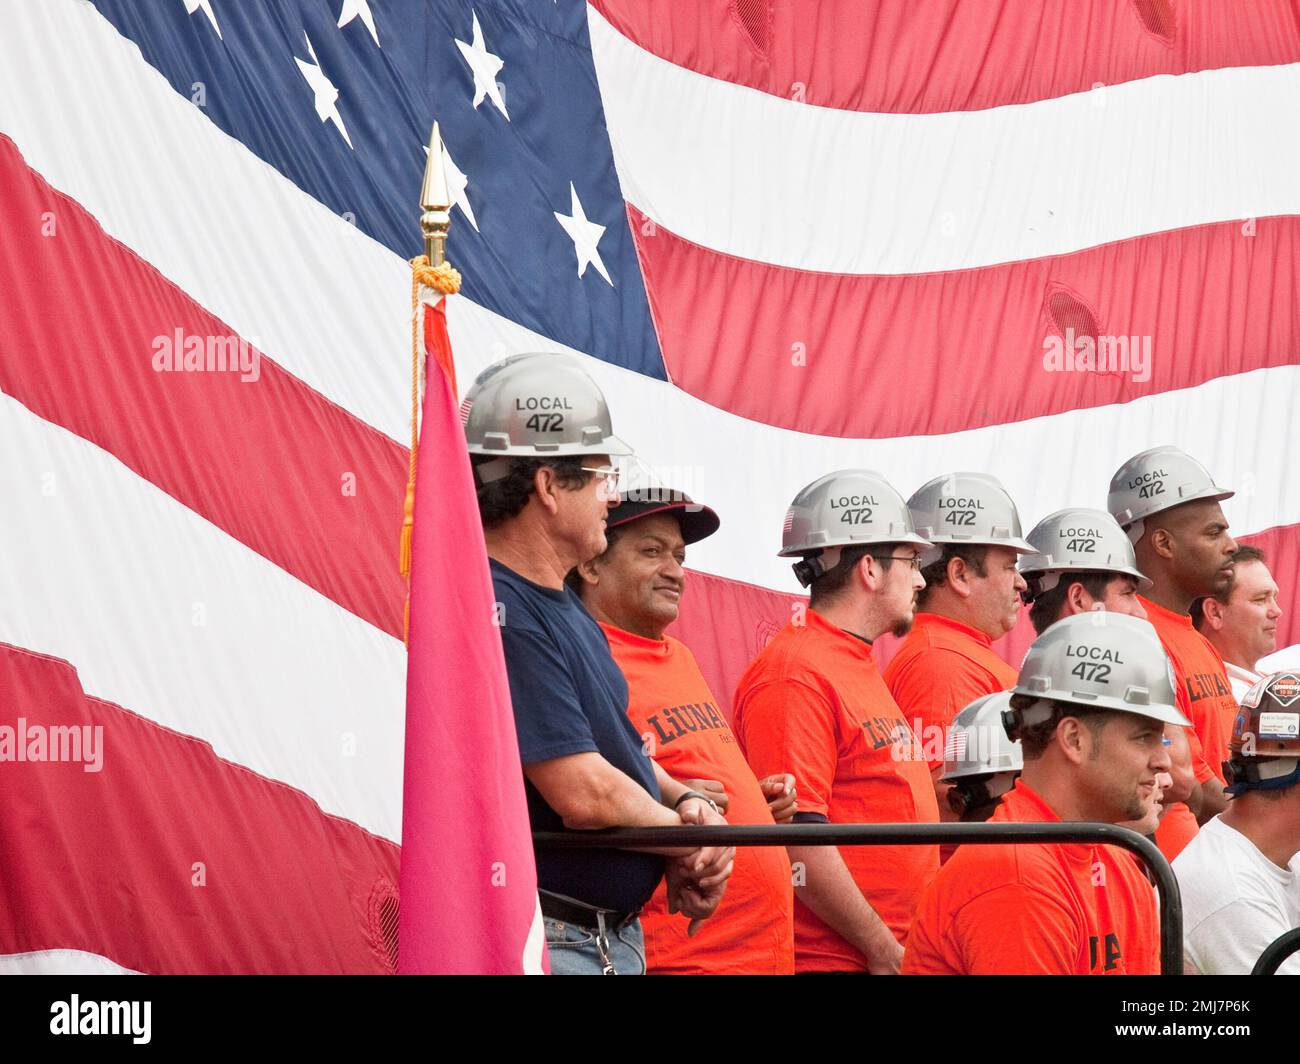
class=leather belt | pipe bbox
[539,891,639,932]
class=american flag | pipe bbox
[944,729,970,765]
[1,0,1297,974]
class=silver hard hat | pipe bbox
[779,469,928,556]
[908,472,1034,563]
[780,470,928,587]
[462,353,632,473]
[1018,508,1151,599]
[1107,446,1233,545]
[1007,612,1188,733]
[941,691,1024,782]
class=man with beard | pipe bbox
[939,690,1173,863]
[733,470,938,974]
[903,613,1189,974]
[1109,446,1239,824]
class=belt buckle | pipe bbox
[595,911,616,976]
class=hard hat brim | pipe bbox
[466,432,635,459]
[777,530,930,558]
[1116,485,1235,529]
[602,433,635,458]
[1010,689,1190,728]
[1017,561,1154,592]
[940,764,1022,783]
[920,534,1036,554]
[1155,485,1235,518]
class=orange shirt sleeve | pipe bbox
[1175,683,1215,784]
[1186,728,1214,785]
[736,680,837,818]
[949,883,1081,974]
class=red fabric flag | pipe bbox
[398,299,547,974]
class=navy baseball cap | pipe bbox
[607,488,720,545]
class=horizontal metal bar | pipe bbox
[533,821,1182,976]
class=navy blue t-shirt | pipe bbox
[490,559,664,912]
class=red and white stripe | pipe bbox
[1,0,1297,972]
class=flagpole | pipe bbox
[420,121,451,268]
[401,122,458,593]
[402,121,542,974]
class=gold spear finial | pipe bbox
[420,121,451,266]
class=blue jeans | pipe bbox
[544,915,645,975]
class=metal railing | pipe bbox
[1251,927,1300,976]
[535,821,1183,975]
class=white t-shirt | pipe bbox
[1173,815,1300,975]
[1258,644,1300,674]
[1224,661,1262,705]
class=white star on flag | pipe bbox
[182,0,221,38]
[423,140,479,232]
[294,33,354,149]
[337,0,379,47]
[554,182,612,286]
[455,11,509,120]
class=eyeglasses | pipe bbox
[872,554,925,571]
[580,466,622,492]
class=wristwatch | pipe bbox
[674,790,720,815]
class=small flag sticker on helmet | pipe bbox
[458,397,473,425]
[783,509,795,534]
[944,731,968,762]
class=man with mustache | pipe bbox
[903,612,1189,974]
[1109,446,1239,825]
[884,472,1034,819]
[569,487,797,974]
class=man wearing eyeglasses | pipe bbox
[733,470,940,974]
[463,353,735,975]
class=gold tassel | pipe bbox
[400,481,416,580]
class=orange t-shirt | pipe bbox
[1154,804,1199,863]
[902,780,1160,974]
[732,610,940,973]
[1139,596,1238,786]
[883,613,1019,770]
[602,624,795,975]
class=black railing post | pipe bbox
[1251,928,1300,975]
[533,821,1183,975]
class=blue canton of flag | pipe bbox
[88,0,664,381]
